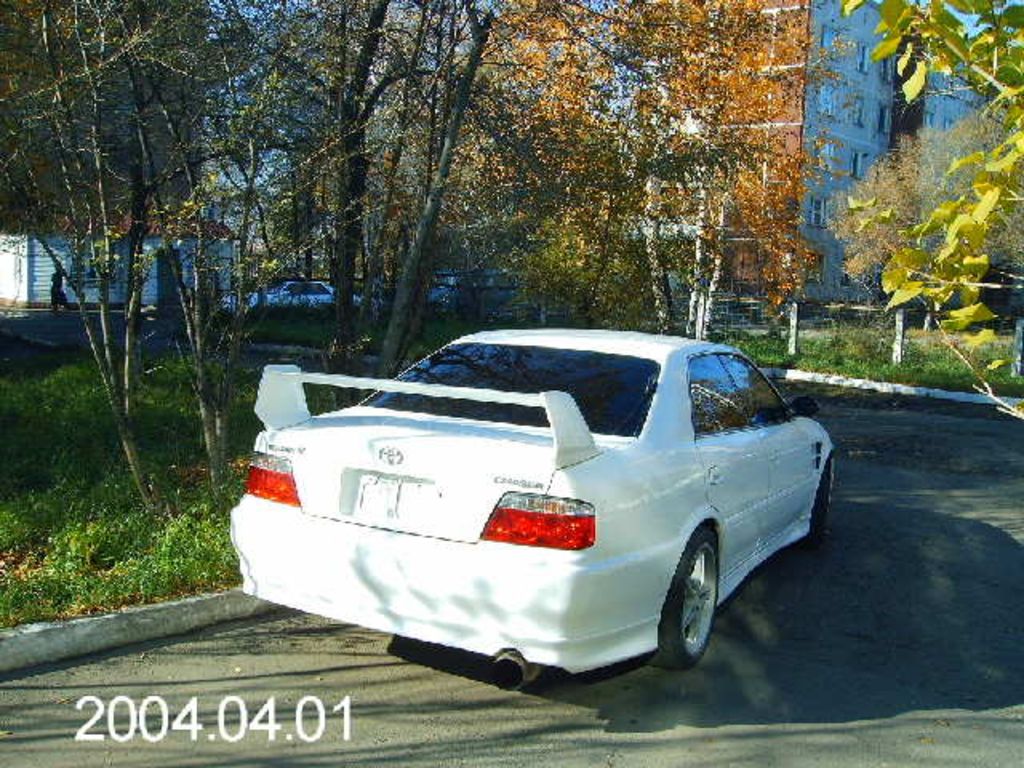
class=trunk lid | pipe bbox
[260,407,557,543]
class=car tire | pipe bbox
[802,456,833,549]
[652,526,719,670]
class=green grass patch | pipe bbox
[723,327,1024,399]
[245,306,336,348]
[0,351,260,628]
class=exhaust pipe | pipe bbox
[491,649,541,690]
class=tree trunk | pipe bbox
[377,8,492,375]
[686,190,710,338]
[697,199,728,340]
[328,0,392,372]
[644,176,673,334]
[359,2,430,330]
[38,7,159,510]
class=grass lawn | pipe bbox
[722,327,1024,399]
[0,352,262,628]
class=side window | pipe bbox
[720,356,788,428]
[687,356,746,436]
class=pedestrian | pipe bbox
[50,271,68,312]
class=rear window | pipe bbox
[365,343,660,437]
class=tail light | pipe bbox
[481,492,595,550]
[246,452,300,507]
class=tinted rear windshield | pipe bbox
[365,343,659,437]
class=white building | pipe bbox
[0,232,234,308]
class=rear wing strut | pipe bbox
[254,364,601,470]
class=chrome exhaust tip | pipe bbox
[491,649,541,690]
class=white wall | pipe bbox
[24,235,229,307]
[28,236,100,306]
[0,234,29,304]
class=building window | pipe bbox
[807,252,824,283]
[880,58,892,83]
[818,85,836,115]
[877,104,890,135]
[809,197,828,228]
[820,26,836,49]
[943,116,955,130]
[924,109,936,128]
[857,43,869,73]
[851,151,870,179]
[853,96,865,127]
[820,140,837,171]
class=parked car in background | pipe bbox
[231,330,834,688]
[427,270,461,314]
[426,268,520,320]
[222,279,360,312]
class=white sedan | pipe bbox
[231,330,833,687]
[222,280,360,311]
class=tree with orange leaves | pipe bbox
[472,0,813,336]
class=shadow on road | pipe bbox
[389,458,1024,732]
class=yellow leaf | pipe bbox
[985,149,1020,174]
[847,196,877,211]
[965,329,997,348]
[903,60,927,102]
[942,302,996,330]
[872,35,902,62]
[887,282,924,308]
[972,186,1002,222]
[897,43,914,76]
[947,151,985,174]
[882,265,908,292]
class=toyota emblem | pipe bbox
[378,446,404,466]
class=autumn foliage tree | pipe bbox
[835,112,1024,289]
[471,0,812,336]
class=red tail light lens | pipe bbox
[246,453,300,507]
[481,492,595,550]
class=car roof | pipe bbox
[452,328,724,363]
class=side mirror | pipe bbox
[788,395,819,418]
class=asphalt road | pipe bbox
[0,307,182,354]
[1,386,1022,767]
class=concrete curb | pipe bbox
[247,342,323,357]
[0,589,275,675]
[764,367,1024,408]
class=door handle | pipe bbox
[707,466,722,486]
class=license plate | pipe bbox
[356,473,402,524]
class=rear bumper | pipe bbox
[230,496,660,672]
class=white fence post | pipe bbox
[892,309,906,365]
[1012,318,1024,377]
[788,301,799,356]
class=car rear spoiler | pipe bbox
[254,364,601,470]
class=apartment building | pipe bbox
[801,0,982,301]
